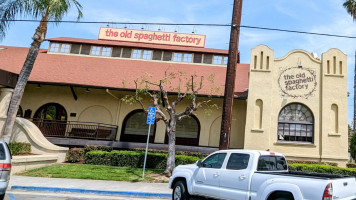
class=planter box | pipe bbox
[11,154,59,175]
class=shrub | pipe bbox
[289,163,356,176]
[287,160,337,166]
[85,150,200,169]
[176,152,208,159]
[85,150,111,166]
[347,163,356,168]
[84,145,113,155]
[176,155,201,166]
[9,142,31,155]
[132,148,208,159]
[350,133,356,161]
[66,148,84,163]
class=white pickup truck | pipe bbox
[169,149,356,200]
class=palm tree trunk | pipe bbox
[1,22,47,142]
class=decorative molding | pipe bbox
[273,142,316,147]
[328,133,341,137]
[324,74,344,78]
[251,128,264,133]
[250,69,271,73]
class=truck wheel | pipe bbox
[0,193,5,200]
[172,180,190,200]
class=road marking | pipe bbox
[8,193,16,200]
[11,186,171,198]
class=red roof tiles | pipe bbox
[0,45,249,97]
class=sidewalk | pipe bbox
[8,176,172,198]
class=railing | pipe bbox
[30,119,118,140]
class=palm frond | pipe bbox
[343,0,356,20]
[48,0,83,22]
[0,0,83,41]
[0,0,34,40]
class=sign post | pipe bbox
[143,107,156,178]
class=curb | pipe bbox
[11,185,172,198]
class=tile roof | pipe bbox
[0,45,249,98]
[47,37,229,54]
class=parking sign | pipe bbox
[146,107,156,125]
[143,106,156,178]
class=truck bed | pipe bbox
[255,170,353,180]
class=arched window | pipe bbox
[120,109,155,143]
[34,103,67,121]
[277,103,314,143]
[331,104,339,133]
[17,106,23,117]
[33,103,67,137]
[254,99,263,129]
[165,115,200,146]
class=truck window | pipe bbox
[226,153,250,170]
[258,156,287,171]
[276,156,288,170]
[202,153,227,169]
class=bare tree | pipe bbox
[124,73,214,175]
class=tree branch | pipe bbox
[133,80,146,112]
[192,76,204,94]
[197,100,211,108]
[145,80,160,87]
[157,80,173,114]
[176,76,205,120]
[172,93,186,110]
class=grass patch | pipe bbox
[18,164,167,182]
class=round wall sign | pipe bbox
[278,66,317,99]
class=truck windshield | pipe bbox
[257,156,287,171]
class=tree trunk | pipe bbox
[1,22,46,143]
[165,130,176,176]
[165,117,177,176]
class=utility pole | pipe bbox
[354,50,356,133]
[219,0,243,150]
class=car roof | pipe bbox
[213,149,284,157]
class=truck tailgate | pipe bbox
[332,177,356,199]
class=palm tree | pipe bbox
[344,0,356,20]
[0,0,83,143]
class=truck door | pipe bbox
[194,153,227,198]
[219,153,251,200]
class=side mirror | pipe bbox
[196,160,202,168]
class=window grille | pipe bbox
[277,103,314,143]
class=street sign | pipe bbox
[146,107,156,125]
[143,107,156,178]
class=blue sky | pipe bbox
[1,0,356,123]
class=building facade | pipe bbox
[0,29,349,166]
[244,45,348,165]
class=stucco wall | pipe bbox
[244,45,348,166]
[20,84,247,148]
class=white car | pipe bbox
[0,141,11,200]
[169,149,356,200]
